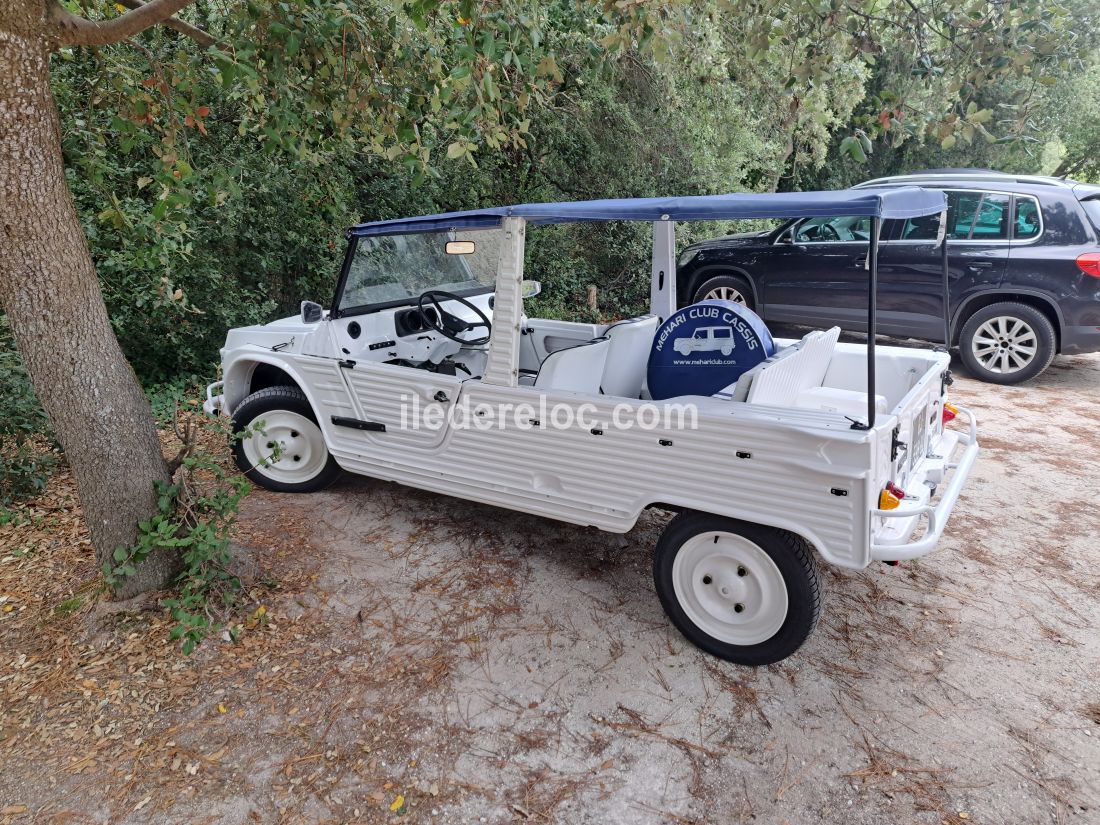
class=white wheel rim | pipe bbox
[241,410,328,485]
[971,316,1037,374]
[672,532,788,646]
[703,285,747,304]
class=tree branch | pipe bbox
[116,0,218,50]
[51,0,202,48]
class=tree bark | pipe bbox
[0,9,180,597]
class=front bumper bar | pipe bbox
[870,405,979,562]
[202,380,225,417]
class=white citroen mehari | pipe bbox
[205,190,979,665]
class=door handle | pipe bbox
[966,261,994,269]
[433,390,450,403]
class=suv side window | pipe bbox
[900,190,1009,241]
[969,193,1010,239]
[1013,196,1041,240]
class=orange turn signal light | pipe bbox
[879,482,906,511]
[942,402,958,424]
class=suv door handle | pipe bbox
[966,261,994,269]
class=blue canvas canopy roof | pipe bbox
[350,187,946,237]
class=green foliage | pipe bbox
[104,416,252,654]
[0,317,57,506]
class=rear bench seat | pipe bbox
[713,327,885,415]
[721,327,841,403]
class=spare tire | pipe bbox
[647,301,776,400]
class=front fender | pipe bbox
[221,348,317,417]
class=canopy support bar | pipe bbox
[650,219,677,322]
[853,217,881,431]
[939,209,951,346]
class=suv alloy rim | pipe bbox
[971,316,1038,374]
[702,285,746,304]
[241,410,328,484]
[671,532,789,645]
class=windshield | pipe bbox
[338,229,500,312]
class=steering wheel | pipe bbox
[417,290,492,346]
[818,223,841,241]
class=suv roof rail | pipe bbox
[854,170,1074,189]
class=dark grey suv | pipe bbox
[676,169,1100,383]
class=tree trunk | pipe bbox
[0,19,180,597]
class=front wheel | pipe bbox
[653,513,821,666]
[231,386,342,493]
[958,301,1056,385]
[691,273,755,310]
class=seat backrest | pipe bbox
[599,315,659,398]
[729,326,840,405]
[534,337,611,395]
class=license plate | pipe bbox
[910,411,928,472]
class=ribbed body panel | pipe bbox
[304,374,876,569]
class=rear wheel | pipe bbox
[653,513,821,666]
[958,301,1055,385]
[232,386,341,493]
[692,273,755,310]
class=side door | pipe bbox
[877,189,1010,342]
[761,215,879,328]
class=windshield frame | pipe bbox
[330,232,495,319]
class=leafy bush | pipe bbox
[104,413,252,654]
[0,317,57,506]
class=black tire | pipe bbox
[958,301,1056,385]
[653,512,821,666]
[231,385,342,493]
[691,273,756,310]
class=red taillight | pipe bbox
[943,402,958,424]
[1076,253,1100,278]
[886,482,906,499]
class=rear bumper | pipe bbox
[1059,325,1100,355]
[870,406,979,562]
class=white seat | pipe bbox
[533,337,611,395]
[599,315,659,398]
[726,327,841,405]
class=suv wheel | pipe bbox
[692,274,754,310]
[653,513,821,666]
[958,302,1056,384]
[232,386,342,493]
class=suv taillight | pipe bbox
[1076,253,1100,278]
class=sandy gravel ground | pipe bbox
[2,351,1099,825]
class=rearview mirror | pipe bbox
[521,280,542,299]
[301,300,323,324]
[446,240,476,255]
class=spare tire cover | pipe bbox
[647,300,776,400]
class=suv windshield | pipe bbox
[339,229,500,312]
